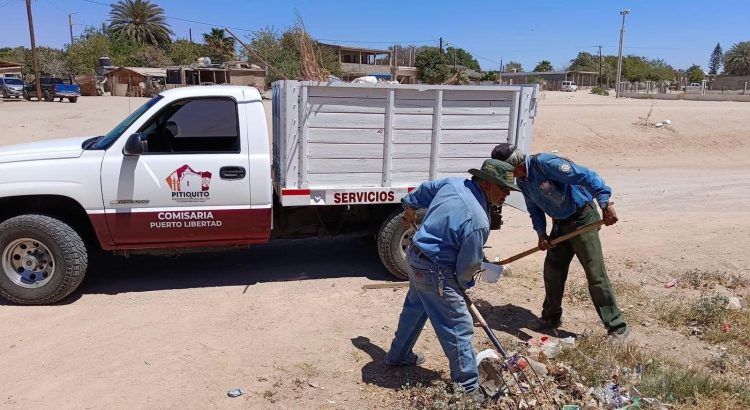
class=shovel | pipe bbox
[362,220,605,290]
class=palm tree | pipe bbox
[533,60,554,72]
[203,28,236,62]
[723,41,750,76]
[108,0,173,47]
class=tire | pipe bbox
[23,90,30,100]
[68,97,78,103]
[2,90,7,98]
[43,90,53,102]
[377,209,425,280]
[0,215,88,305]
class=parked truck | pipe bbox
[0,81,538,304]
[23,77,81,103]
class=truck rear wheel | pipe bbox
[0,215,87,305]
[68,97,78,103]
[43,90,53,102]
[377,209,424,280]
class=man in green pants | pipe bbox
[491,143,628,339]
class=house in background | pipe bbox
[498,70,599,90]
[106,67,167,97]
[320,43,397,82]
[224,61,267,91]
[0,60,22,78]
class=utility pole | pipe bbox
[439,37,443,53]
[189,28,193,43]
[500,57,503,72]
[26,0,42,102]
[615,9,630,98]
[68,13,76,45]
[595,45,603,86]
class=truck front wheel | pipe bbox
[0,215,87,305]
[377,209,424,280]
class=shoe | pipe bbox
[384,351,425,366]
[526,317,562,331]
[608,327,631,343]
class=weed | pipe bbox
[659,293,729,327]
[398,381,482,410]
[681,268,750,290]
[262,390,277,403]
[590,86,610,96]
[557,334,750,406]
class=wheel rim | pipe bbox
[398,226,416,261]
[2,238,55,288]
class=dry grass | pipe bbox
[398,381,483,410]
[681,268,750,290]
[557,335,750,407]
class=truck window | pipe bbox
[140,97,240,154]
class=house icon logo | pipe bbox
[166,164,212,202]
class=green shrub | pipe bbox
[590,86,610,96]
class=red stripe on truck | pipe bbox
[282,189,311,196]
[89,208,272,250]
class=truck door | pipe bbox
[100,96,255,247]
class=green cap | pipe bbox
[468,159,520,191]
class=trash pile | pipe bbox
[477,335,669,409]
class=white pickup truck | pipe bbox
[0,81,538,304]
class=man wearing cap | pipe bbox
[491,143,628,339]
[384,159,519,396]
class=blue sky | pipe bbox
[1,0,748,71]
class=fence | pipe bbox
[618,80,749,96]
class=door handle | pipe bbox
[220,166,246,180]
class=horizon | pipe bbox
[0,0,748,71]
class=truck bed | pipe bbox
[272,81,538,208]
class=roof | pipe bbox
[500,70,599,77]
[318,42,390,55]
[107,66,167,77]
[0,60,22,69]
[159,85,261,102]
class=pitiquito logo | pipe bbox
[166,164,212,202]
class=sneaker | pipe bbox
[526,317,562,331]
[384,351,426,366]
[608,327,631,343]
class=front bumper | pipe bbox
[56,92,80,97]
[4,89,22,96]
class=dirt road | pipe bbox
[1,92,748,408]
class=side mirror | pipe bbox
[123,133,147,156]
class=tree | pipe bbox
[203,28,235,63]
[723,41,750,76]
[621,55,651,82]
[108,0,173,47]
[568,52,599,72]
[415,47,450,84]
[647,59,675,82]
[134,45,172,67]
[686,64,705,83]
[444,46,479,70]
[481,71,498,81]
[533,60,554,72]
[503,61,523,72]
[169,39,204,65]
[66,28,112,75]
[243,26,341,85]
[709,43,722,75]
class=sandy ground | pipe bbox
[0,92,748,409]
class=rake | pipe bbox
[460,286,554,409]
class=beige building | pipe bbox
[224,61,267,91]
[0,61,22,77]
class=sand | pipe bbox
[0,91,748,408]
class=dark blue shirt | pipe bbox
[401,178,489,286]
[518,153,612,236]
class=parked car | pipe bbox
[682,82,702,92]
[561,81,578,92]
[1,77,24,99]
[23,77,80,103]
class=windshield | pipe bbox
[3,78,23,85]
[95,95,163,149]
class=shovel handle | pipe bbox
[496,220,605,265]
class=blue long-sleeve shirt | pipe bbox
[402,177,490,287]
[518,153,612,236]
